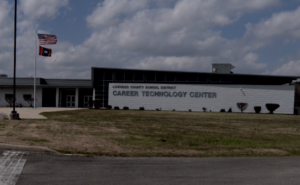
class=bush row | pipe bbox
[217,103,281,114]
[96,103,289,114]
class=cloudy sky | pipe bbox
[1,0,300,79]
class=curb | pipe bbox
[0,143,60,154]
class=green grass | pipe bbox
[0,124,6,130]
[1,109,300,157]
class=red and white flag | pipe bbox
[38,34,57,45]
[39,46,52,57]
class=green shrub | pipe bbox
[265,104,280,114]
[254,106,261,113]
[237,103,248,113]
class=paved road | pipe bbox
[0,151,295,185]
[1,149,300,185]
[0,150,27,185]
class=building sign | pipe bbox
[112,85,217,99]
[109,83,294,114]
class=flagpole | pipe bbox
[10,0,19,120]
[34,30,37,109]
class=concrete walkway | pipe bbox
[0,107,86,119]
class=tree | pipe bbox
[5,98,15,107]
[88,100,94,109]
[94,100,102,109]
[24,98,35,107]
[87,100,102,109]
[237,103,248,113]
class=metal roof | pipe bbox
[91,67,300,78]
[43,79,91,88]
[0,78,91,88]
[91,67,300,86]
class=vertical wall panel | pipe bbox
[0,88,42,107]
[109,83,295,114]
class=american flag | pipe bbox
[38,34,57,45]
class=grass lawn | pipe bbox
[0,109,300,157]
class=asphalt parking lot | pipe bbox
[1,108,300,184]
[1,150,299,185]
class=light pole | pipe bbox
[10,0,19,120]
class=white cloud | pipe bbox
[0,0,12,39]
[87,0,148,28]
[272,60,300,76]
[20,0,69,20]
[0,0,70,78]
[243,53,267,71]
[0,0,13,75]
[246,7,300,41]
[0,0,11,26]
[229,0,279,11]
[0,0,294,79]
[48,0,281,77]
[85,0,278,59]
[88,0,280,32]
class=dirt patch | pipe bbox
[248,149,289,155]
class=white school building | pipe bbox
[0,64,299,114]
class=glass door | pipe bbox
[66,95,75,107]
[84,96,93,108]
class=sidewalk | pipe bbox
[0,107,87,154]
[0,107,86,119]
[0,143,60,154]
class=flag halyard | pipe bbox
[34,32,57,108]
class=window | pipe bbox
[156,73,165,82]
[187,75,198,82]
[221,77,232,83]
[166,74,175,82]
[115,72,124,81]
[5,94,13,98]
[95,71,104,81]
[209,77,221,82]
[5,94,14,107]
[23,94,32,99]
[124,72,134,81]
[134,72,144,81]
[198,76,208,82]
[177,74,187,82]
[145,73,155,81]
[104,71,113,81]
